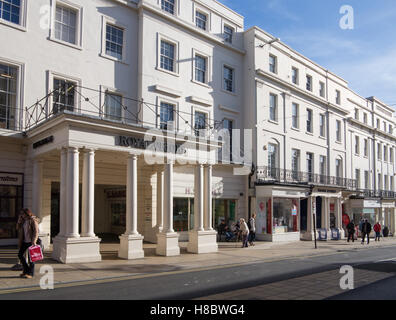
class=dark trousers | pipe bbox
[242,234,249,247]
[18,242,35,276]
[347,232,355,242]
[248,232,256,243]
[361,233,370,244]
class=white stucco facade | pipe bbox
[0,0,395,262]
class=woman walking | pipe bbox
[239,218,249,248]
[16,208,40,279]
[248,213,256,246]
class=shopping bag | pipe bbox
[28,245,44,262]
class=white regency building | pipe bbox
[0,0,395,263]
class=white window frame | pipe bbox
[100,85,126,121]
[364,171,370,190]
[355,136,360,155]
[269,93,278,123]
[291,67,299,85]
[50,0,83,50]
[319,114,326,138]
[223,24,234,44]
[0,0,27,31]
[306,108,313,133]
[0,57,24,131]
[319,81,325,98]
[336,120,342,142]
[222,63,236,95]
[336,90,341,105]
[269,54,277,74]
[195,7,209,31]
[47,70,81,114]
[156,96,179,132]
[160,0,178,16]
[100,16,128,64]
[306,75,313,92]
[191,49,211,87]
[364,138,368,157]
[222,20,236,44]
[291,102,299,129]
[191,105,211,137]
[157,33,179,76]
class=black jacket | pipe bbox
[347,222,355,233]
[362,222,372,234]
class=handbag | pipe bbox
[28,245,44,263]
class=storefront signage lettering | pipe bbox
[117,136,187,154]
[0,173,23,186]
[317,189,337,193]
[33,136,54,149]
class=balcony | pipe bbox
[353,189,396,199]
[256,166,357,190]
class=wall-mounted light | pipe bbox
[257,38,281,48]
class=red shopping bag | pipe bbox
[28,245,43,262]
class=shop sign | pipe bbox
[0,173,23,186]
[33,136,54,149]
[117,136,187,154]
[292,205,297,216]
[381,201,395,208]
[363,200,381,208]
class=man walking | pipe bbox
[346,220,355,243]
[374,222,381,241]
[361,219,372,245]
[248,213,256,246]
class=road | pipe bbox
[0,245,395,300]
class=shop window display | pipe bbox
[272,198,299,233]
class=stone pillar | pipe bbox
[32,158,50,247]
[52,147,101,264]
[384,208,389,228]
[302,196,315,241]
[336,198,345,239]
[59,148,67,237]
[204,165,214,231]
[66,147,80,238]
[119,154,144,259]
[81,149,95,237]
[390,208,396,236]
[156,169,164,234]
[187,164,217,254]
[156,160,180,256]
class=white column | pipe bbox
[391,208,396,236]
[52,148,101,263]
[156,160,180,256]
[188,164,218,254]
[119,154,144,259]
[59,148,67,237]
[336,198,345,239]
[194,164,204,232]
[163,160,174,233]
[204,165,213,231]
[66,147,80,238]
[156,170,164,234]
[126,154,139,235]
[81,149,95,237]
[32,159,43,217]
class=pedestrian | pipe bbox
[361,219,372,245]
[248,213,256,246]
[239,218,249,248]
[16,208,40,279]
[346,220,355,243]
[374,222,381,241]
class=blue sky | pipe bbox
[220,0,396,107]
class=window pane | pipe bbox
[0,0,20,24]
[161,0,175,14]
[54,5,78,45]
[105,93,122,120]
[106,24,124,60]
[160,41,175,72]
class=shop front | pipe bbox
[0,172,23,245]
[255,185,305,242]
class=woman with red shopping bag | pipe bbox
[16,208,40,279]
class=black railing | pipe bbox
[353,189,396,199]
[256,166,357,190]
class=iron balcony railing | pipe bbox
[353,189,396,199]
[256,166,357,190]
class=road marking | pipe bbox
[377,257,396,263]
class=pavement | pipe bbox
[1,236,396,297]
